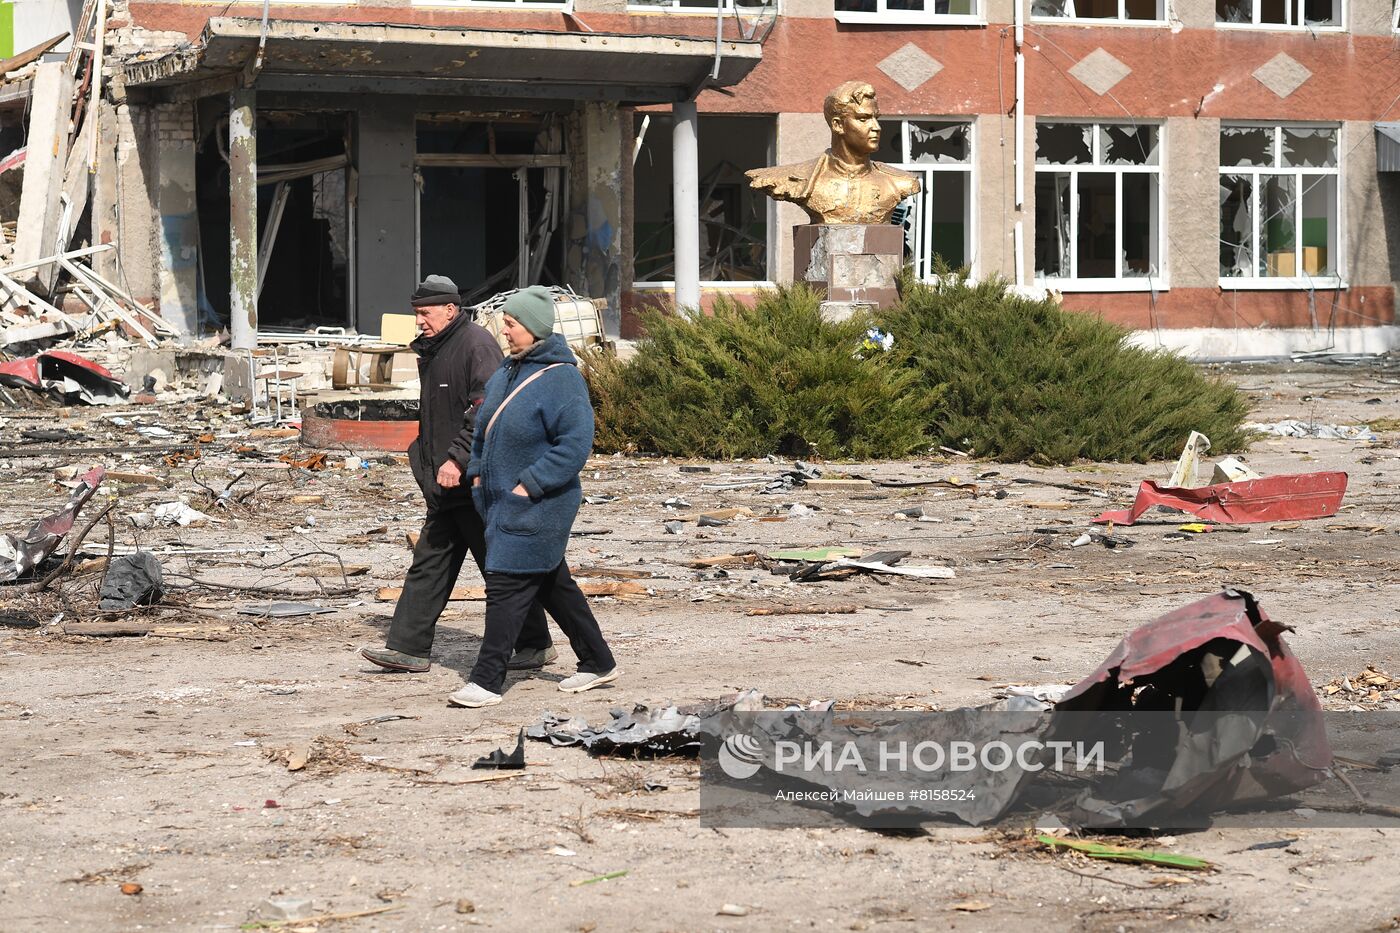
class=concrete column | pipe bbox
[92,100,120,282]
[14,61,76,289]
[774,112,828,283]
[567,102,624,334]
[156,103,199,336]
[672,100,700,313]
[229,89,258,350]
[1164,117,1220,291]
[355,99,417,336]
[109,102,159,307]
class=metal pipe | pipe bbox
[672,100,701,313]
[229,89,258,350]
[1013,0,1025,212]
[515,168,529,288]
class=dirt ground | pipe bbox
[2,361,1399,932]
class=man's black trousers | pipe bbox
[385,502,549,658]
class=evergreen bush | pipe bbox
[584,274,1249,464]
[585,287,935,459]
[879,273,1250,463]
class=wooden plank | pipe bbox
[64,622,152,637]
[376,580,649,602]
[0,33,69,75]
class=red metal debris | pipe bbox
[1093,471,1348,526]
[0,467,106,582]
[0,351,128,404]
[1058,589,1332,821]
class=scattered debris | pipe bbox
[473,731,527,770]
[98,553,165,610]
[0,466,104,583]
[1167,431,1211,488]
[236,602,337,619]
[1036,835,1213,871]
[1248,420,1377,440]
[0,351,128,405]
[1094,472,1348,526]
[1212,456,1261,484]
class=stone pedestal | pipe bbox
[793,224,903,321]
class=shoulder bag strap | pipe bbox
[482,363,566,444]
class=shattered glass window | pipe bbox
[1032,0,1161,17]
[1036,123,1092,165]
[1215,0,1342,24]
[908,122,970,164]
[1034,121,1162,282]
[1219,175,1254,277]
[836,0,979,13]
[1281,127,1337,168]
[1303,0,1339,23]
[1121,173,1157,277]
[1100,125,1158,165]
[1034,173,1072,277]
[1300,175,1338,276]
[1218,123,1340,281]
[1216,0,1252,20]
[1220,126,1272,167]
[882,118,975,279]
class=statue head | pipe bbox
[823,81,882,159]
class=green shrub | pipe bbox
[879,273,1250,463]
[585,286,936,459]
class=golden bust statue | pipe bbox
[746,81,921,225]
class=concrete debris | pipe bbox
[1248,420,1378,441]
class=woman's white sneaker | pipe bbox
[448,682,502,708]
[558,669,620,693]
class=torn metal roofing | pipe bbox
[122,18,762,103]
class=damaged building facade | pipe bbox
[24,0,1400,356]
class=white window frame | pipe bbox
[1029,0,1168,26]
[417,0,571,8]
[835,0,985,27]
[882,118,978,282]
[627,0,741,12]
[1033,121,1166,293]
[630,113,778,291]
[1217,122,1344,291]
[1215,0,1345,31]
[1393,0,1399,30]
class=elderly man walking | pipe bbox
[361,275,553,673]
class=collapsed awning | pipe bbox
[123,18,762,104]
[1377,122,1400,172]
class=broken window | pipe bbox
[414,114,567,306]
[1034,121,1162,284]
[835,0,980,20]
[630,0,739,8]
[632,114,773,284]
[877,119,975,278]
[1218,124,1339,281]
[1036,123,1092,165]
[1032,0,1163,21]
[1216,0,1340,26]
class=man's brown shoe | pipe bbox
[360,646,430,673]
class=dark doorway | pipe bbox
[196,109,352,331]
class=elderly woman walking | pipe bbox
[449,287,619,708]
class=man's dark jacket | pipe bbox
[407,311,504,511]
